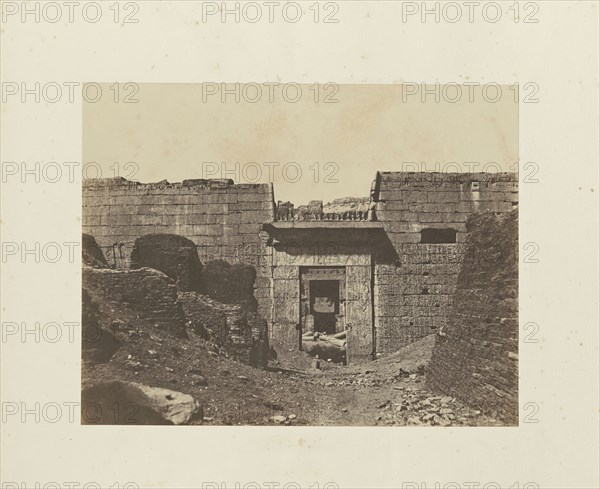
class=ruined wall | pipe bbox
[372,172,518,352]
[427,209,519,424]
[82,266,187,337]
[83,172,519,361]
[178,292,269,368]
[82,177,275,319]
[82,265,267,367]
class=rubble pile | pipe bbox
[376,387,495,427]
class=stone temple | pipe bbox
[82,171,518,365]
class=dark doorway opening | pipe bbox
[310,280,339,335]
[420,227,457,244]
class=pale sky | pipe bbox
[83,83,518,205]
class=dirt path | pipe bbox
[85,326,501,426]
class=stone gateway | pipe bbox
[82,171,518,365]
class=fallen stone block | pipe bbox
[81,381,202,425]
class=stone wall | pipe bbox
[426,209,519,424]
[372,172,518,352]
[82,177,275,319]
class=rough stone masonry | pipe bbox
[82,171,518,363]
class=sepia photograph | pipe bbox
[2,2,598,487]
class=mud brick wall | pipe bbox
[372,172,518,352]
[82,266,187,337]
[82,177,275,320]
[427,209,519,424]
[201,259,258,311]
[130,234,203,292]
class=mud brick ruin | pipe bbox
[82,171,519,421]
[427,209,519,422]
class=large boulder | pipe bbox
[130,234,203,292]
[81,381,202,425]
